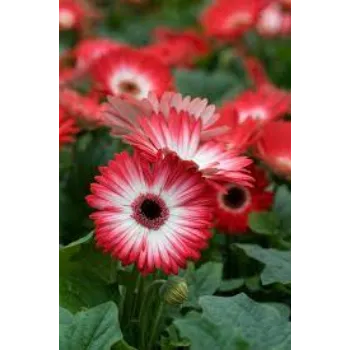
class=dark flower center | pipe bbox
[118,80,140,95]
[223,187,247,209]
[140,199,162,220]
[132,194,169,230]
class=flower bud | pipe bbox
[160,277,188,305]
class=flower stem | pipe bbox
[147,301,164,350]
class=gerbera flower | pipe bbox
[256,2,284,37]
[124,111,252,187]
[74,38,125,70]
[200,0,260,41]
[214,165,273,233]
[223,88,290,125]
[86,152,214,275]
[142,28,209,67]
[255,121,291,178]
[100,91,229,140]
[90,48,173,99]
[59,107,79,148]
[59,88,102,127]
[59,0,101,31]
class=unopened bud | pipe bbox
[160,277,188,305]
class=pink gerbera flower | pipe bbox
[124,111,252,187]
[90,48,173,99]
[86,152,214,275]
[100,92,229,140]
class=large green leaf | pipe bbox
[174,69,241,104]
[174,293,291,350]
[181,262,223,307]
[60,234,119,313]
[59,302,122,350]
[237,244,291,285]
[248,212,280,235]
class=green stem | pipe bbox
[139,280,166,349]
[121,265,139,327]
[147,301,164,350]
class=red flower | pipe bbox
[124,108,252,188]
[86,152,214,275]
[142,28,209,67]
[226,88,290,124]
[59,88,102,127]
[256,1,291,37]
[90,48,173,99]
[74,38,125,70]
[255,121,291,178]
[201,0,260,41]
[100,92,228,140]
[59,0,85,30]
[214,165,273,233]
[59,107,79,148]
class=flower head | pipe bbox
[59,0,85,30]
[90,48,173,99]
[59,107,79,148]
[142,28,209,68]
[124,111,252,187]
[255,121,291,178]
[86,152,214,275]
[201,0,260,41]
[100,91,228,140]
[214,165,273,233]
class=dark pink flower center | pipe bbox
[132,194,169,230]
[222,186,249,210]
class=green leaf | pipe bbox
[60,234,119,313]
[174,293,291,350]
[181,262,223,307]
[273,186,291,236]
[265,303,290,320]
[59,302,123,350]
[112,340,137,350]
[237,244,291,285]
[248,212,280,235]
[219,278,244,292]
[174,69,241,104]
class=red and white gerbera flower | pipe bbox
[214,165,273,233]
[200,0,260,41]
[142,27,209,68]
[59,107,79,148]
[59,88,103,127]
[90,48,173,100]
[221,88,290,125]
[74,38,125,70]
[124,111,252,187]
[255,121,291,178]
[256,2,284,37]
[86,152,213,275]
[100,91,228,140]
[59,0,84,30]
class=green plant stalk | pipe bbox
[120,265,139,328]
[139,279,166,349]
[147,301,164,350]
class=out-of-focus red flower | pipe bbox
[74,38,125,70]
[59,107,79,148]
[200,0,261,41]
[59,0,101,31]
[214,165,273,234]
[255,121,291,179]
[279,0,291,11]
[142,27,209,67]
[59,88,103,127]
[90,48,174,99]
[225,88,290,125]
[256,1,291,37]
